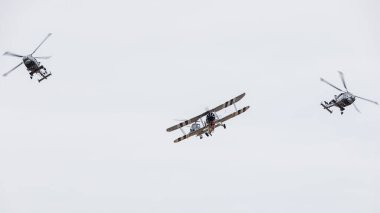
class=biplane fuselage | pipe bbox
[188,113,217,134]
[189,118,215,134]
[205,112,216,134]
[189,115,217,136]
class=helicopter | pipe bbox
[3,33,52,82]
[320,71,378,114]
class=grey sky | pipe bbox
[0,0,379,212]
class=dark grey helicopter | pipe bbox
[320,71,378,114]
[3,33,52,82]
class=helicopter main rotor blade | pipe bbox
[3,62,23,77]
[353,103,361,113]
[320,78,344,92]
[31,33,52,55]
[3,51,23,58]
[338,71,348,91]
[355,95,379,105]
[35,56,52,59]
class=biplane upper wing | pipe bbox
[174,126,208,143]
[166,93,246,132]
[209,93,246,114]
[217,106,250,124]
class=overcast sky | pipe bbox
[0,0,380,212]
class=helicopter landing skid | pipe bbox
[38,73,52,82]
[320,103,333,114]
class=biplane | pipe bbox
[166,93,250,143]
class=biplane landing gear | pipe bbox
[205,133,209,137]
[200,135,203,139]
[223,124,226,129]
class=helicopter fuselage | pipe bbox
[22,55,48,78]
[322,92,356,114]
[23,55,41,72]
[333,92,356,107]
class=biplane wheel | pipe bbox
[205,133,209,137]
[223,124,226,129]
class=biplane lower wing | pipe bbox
[218,106,250,123]
[174,126,208,143]
[166,93,246,132]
